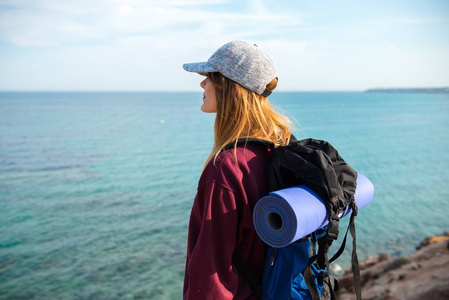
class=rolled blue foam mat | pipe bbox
[253,173,374,248]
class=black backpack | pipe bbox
[231,136,362,300]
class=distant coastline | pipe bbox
[365,87,449,94]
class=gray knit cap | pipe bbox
[183,41,278,96]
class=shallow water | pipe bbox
[1,91,448,299]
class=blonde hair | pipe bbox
[205,72,293,166]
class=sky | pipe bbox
[0,0,448,91]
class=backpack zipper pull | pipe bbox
[270,248,277,266]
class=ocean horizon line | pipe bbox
[0,89,366,93]
[2,87,448,93]
[2,88,448,96]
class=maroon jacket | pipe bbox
[184,143,272,299]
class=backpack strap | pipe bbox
[302,266,321,300]
[307,214,362,300]
[320,212,361,300]
[325,276,339,300]
[349,213,362,300]
[222,134,297,151]
[232,252,263,299]
[223,137,275,151]
[327,208,362,300]
[226,136,278,300]
[307,212,340,269]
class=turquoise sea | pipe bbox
[1,91,448,299]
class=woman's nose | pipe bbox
[200,79,206,89]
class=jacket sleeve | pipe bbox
[183,179,241,300]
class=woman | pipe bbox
[182,41,294,299]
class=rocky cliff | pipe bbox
[338,232,449,300]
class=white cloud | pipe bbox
[0,0,304,52]
[0,0,448,91]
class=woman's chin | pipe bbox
[201,106,216,113]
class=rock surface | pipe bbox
[337,232,449,300]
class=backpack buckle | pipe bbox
[327,217,340,240]
[327,231,338,240]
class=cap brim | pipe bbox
[183,62,218,74]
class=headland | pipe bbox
[338,232,449,300]
[365,87,449,93]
